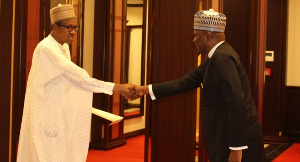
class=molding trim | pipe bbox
[124,129,145,139]
[89,138,127,150]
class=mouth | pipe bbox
[69,36,74,41]
[194,44,199,50]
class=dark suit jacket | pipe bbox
[152,42,264,162]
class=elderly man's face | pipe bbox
[193,30,209,55]
[54,18,78,45]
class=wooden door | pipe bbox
[263,0,287,141]
[146,0,198,161]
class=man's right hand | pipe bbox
[134,85,150,96]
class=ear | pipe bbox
[52,24,58,30]
[206,32,212,41]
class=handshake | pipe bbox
[113,83,149,100]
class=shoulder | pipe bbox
[216,42,237,55]
[210,50,242,70]
[39,36,58,50]
[34,37,60,56]
[213,42,239,61]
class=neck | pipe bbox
[209,32,225,48]
[50,32,64,45]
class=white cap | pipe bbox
[50,4,76,24]
[194,9,226,32]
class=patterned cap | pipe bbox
[194,9,226,32]
[50,4,76,24]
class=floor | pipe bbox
[87,136,293,162]
[195,141,294,162]
[264,142,294,161]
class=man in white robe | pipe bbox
[17,4,135,162]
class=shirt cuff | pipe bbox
[149,84,156,100]
[105,82,115,95]
[229,146,248,150]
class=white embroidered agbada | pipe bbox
[17,35,114,162]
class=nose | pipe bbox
[71,29,76,34]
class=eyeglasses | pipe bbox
[57,24,80,32]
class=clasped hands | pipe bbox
[114,83,149,100]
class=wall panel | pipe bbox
[12,0,28,161]
[0,0,13,161]
[263,0,287,139]
[285,87,300,142]
[147,0,198,161]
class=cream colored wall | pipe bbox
[127,7,143,106]
[83,0,145,134]
[83,0,94,76]
[127,7,143,25]
[84,0,94,141]
[124,5,146,134]
[287,0,300,86]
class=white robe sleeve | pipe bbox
[33,43,114,95]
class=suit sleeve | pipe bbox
[152,62,205,99]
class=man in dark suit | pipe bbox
[135,9,265,162]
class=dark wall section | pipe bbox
[0,0,28,161]
[263,0,287,139]
[285,87,300,142]
[147,0,198,161]
[0,0,13,161]
[12,0,28,161]
[223,0,250,73]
